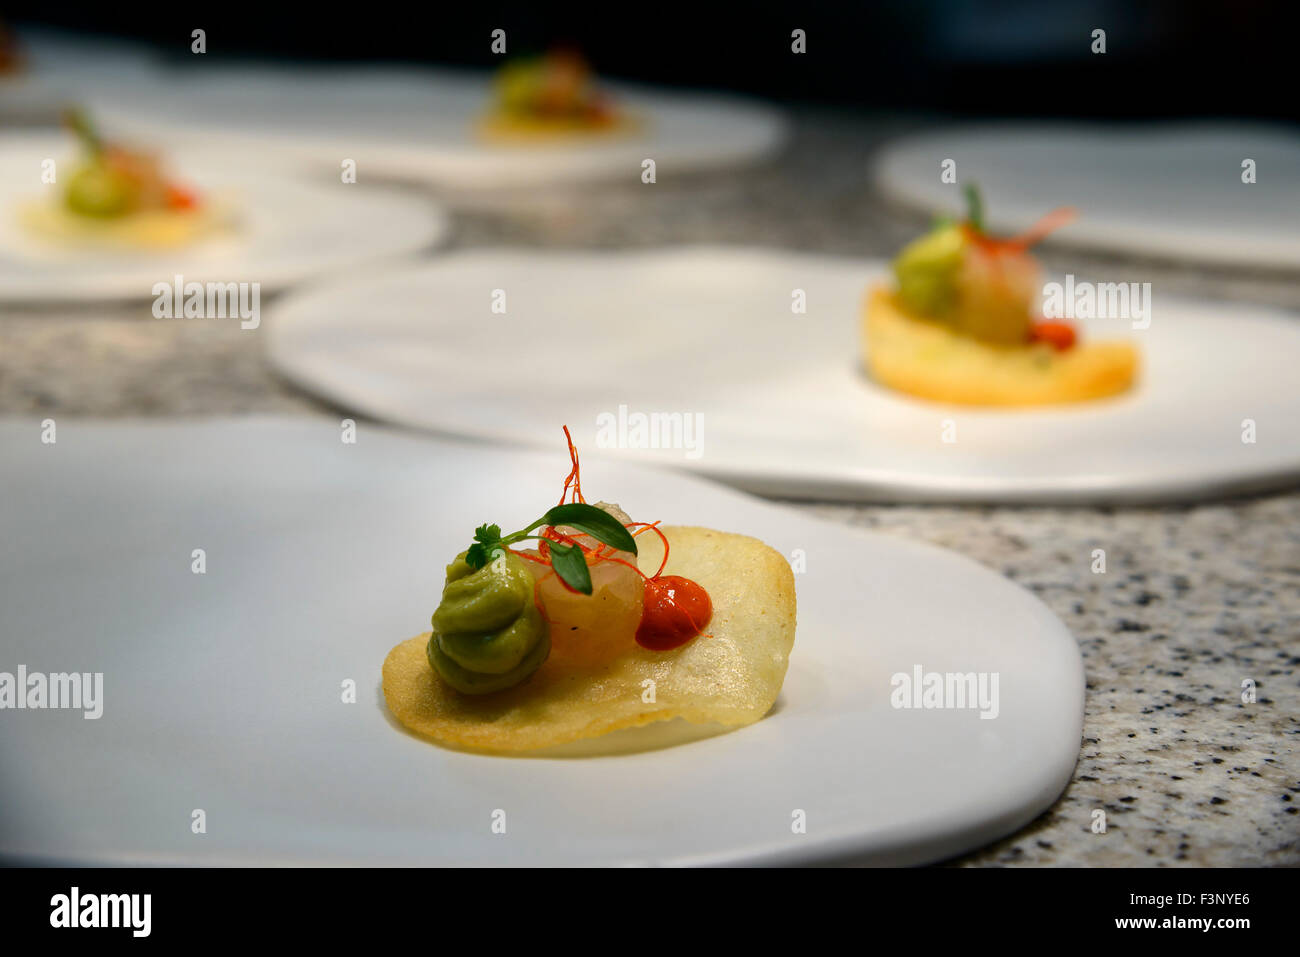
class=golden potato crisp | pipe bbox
[382,526,797,753]
[20,200,225,250]
[476,113,640,143]
[862,285,1139,406]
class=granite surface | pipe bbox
[1,111,1296,866]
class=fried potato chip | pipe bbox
[862,285,1139,406]
[19,200,226,250]
[475,112,640,144]
[382,526,797,753]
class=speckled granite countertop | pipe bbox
[1,111,1296,866]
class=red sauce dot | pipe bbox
[1029,320,1077,351]
[636,575,712,651]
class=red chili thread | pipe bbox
[505,428,712,645]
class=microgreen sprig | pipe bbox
[62,108,103,156]
[463,502,638,595]
[963,182,984,233]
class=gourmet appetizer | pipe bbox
[862,187,1139,405]
[0,22,23,76]
[21,109,223,249]
[478,49,634,142]
[383,429,796,753]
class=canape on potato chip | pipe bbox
[861,187,1139,406]
[20,109,227,250]
[477,49,638,142]
[382,429,796,753]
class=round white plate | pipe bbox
[0,132,449,302]
[0,418,1081,866]
[85,64,787,189]
[872,122,1300,269]
[265,247,1300,504]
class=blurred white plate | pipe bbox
[0,132,448,301]
[0,418,1082,866]
[86,64,787,189]
[872,122,1300,268]
[265,247,1300,504]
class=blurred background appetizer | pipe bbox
[862,188,1139,406]
[20,109,228,250]
[0,21,23,76]
[479,49,634,142]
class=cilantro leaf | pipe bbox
[473,523,501,544]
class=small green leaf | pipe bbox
[473,523,501,544]
[547,541,592,595]
[465,543,489,569]
[540,503,638,555]
[63,108,103,155]
[963,183,984,232]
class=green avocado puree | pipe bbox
[427,550,549,694]
[892,223,967,318]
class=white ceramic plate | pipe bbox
[0,132,449,302]
[872,122,1300,268]
[85,64,787,189]
[265,247,1300,504]
[0,418,1082,866]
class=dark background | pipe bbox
[10,1,1299,120]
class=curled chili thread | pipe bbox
[508,427,712,648]
[962,205,1078,255]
